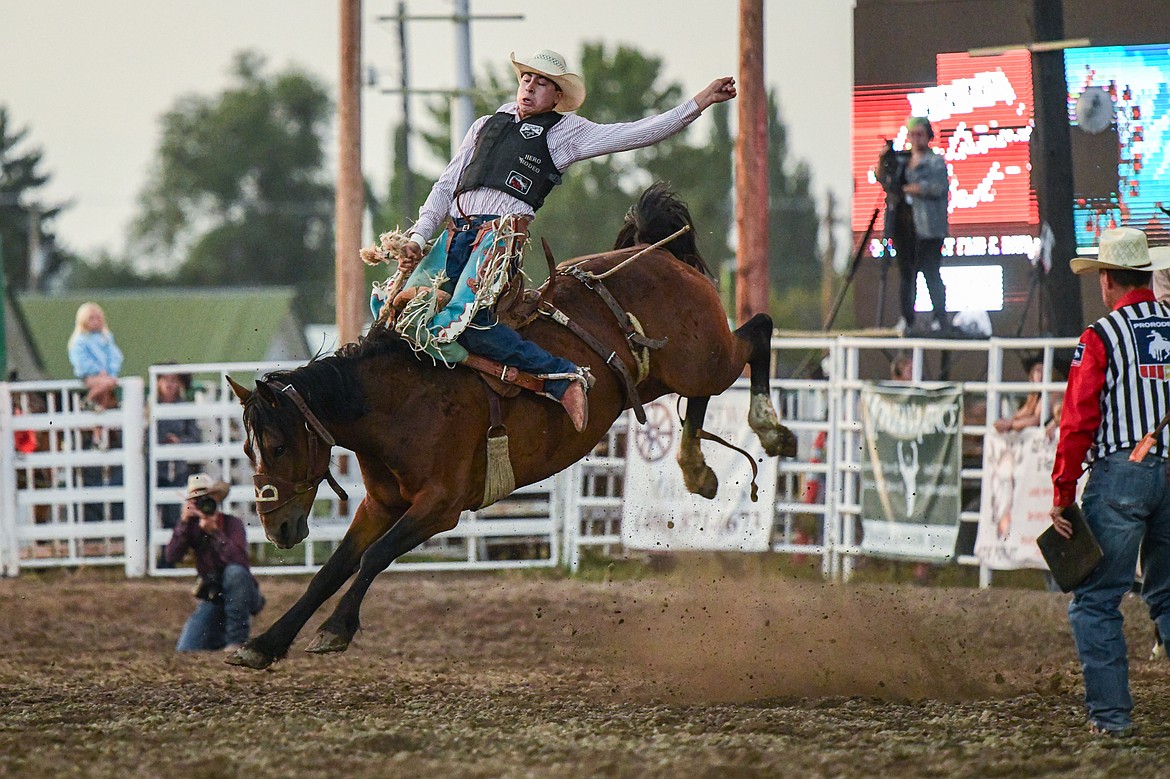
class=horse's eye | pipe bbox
[273,445,286,458]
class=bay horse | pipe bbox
[226,184,797,670]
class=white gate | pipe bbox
[144,363,562,577]
[1,336,1078,584]
[1,378,146,576]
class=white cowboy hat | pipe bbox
[183,472,230,502]
[510,49,586,112]
[1070,227,1170,274]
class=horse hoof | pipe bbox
[682,465,719,499]
[225,645,273,670]
[759,425,798,459]
[305,630,351,654]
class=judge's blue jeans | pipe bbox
[176,564,263,651]
[1072,451,1170,731]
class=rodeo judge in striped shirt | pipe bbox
[1049,227,1170,738]
[396,48,736,433]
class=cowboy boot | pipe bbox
[558,368,594,432]
[560,381,588,432]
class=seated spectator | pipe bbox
[67,302,123,411]
[890,353,914,382]
[154,369,200,531]
[995,356,1064,435]
[166,473,264,652]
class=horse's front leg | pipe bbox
[227,497,402,670]
[305,491,463,655]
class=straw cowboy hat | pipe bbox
[184,472,230,502]
[510,49,586,112]
[1069,227,1170,274]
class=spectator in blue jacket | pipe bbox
[67,301,123,410]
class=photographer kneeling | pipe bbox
[165,473,264,652]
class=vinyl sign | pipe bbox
[622,391,776,552]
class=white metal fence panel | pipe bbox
[0,336,1081,584]
[1,378,146,576]
[143,363,562,577]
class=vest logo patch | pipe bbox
[506,170,532,195]
[519,123,544,139]
[1128,316,1170,379]
[1071,342,1085,367]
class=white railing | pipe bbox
[143,363,562,577]
[1,378,147,576]
[1,337,1077,583]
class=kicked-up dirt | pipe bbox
[1,564,1167,778]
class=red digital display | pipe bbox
[852,51,1038,253]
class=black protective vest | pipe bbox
[456,111,564,209]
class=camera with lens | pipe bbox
[195,495,218,516]
[193,573,223,603]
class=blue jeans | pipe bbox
[446,215,577,400]
[176,564,263,651]
[1071,451,1170,731]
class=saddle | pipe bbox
[365,219,662,421]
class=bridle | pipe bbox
[252,380,349,516]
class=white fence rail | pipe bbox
[2,337,1076,582]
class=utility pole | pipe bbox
[396,1,414,211]
[26,205,42,292]
[735,0,769,326]
[820,192,839,329]
[376,4,523,160]
[451,0,475,152]
[1032,0,1081,336]
[0,239,7,380]
[336,0,365,345]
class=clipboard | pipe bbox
[1037,503,1103,593]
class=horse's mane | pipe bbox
[613,182,712,278]
[242,327,414,444]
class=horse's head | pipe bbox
[229,376,346,549]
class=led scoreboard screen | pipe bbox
[1064,44,1170,251]
[852,50,1039,264]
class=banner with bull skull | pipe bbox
[858,383,963,561]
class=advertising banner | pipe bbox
[974,427,1057,570]
[859,383,963,560]
[622,391,776,552]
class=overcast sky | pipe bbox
[0,0,854,264]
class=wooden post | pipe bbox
[336,0,365,345]
[1032,0,1081,336]
[821,192,838,329]
[735,0,769,326]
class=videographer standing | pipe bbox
[165,473,263,652]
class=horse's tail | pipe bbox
[614,182,712,278]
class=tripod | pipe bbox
[824,207,881,331]
[1015,261,1046,337]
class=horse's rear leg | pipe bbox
[678,396,718,499]
[306,495,462,654]
[736,314,797,458]
[228,498,401,670]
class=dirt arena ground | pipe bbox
[1,563,1167,778]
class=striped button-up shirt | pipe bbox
[410,99,701,243]
[1052,288,1170,504]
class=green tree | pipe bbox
[766,91,822,330]
[0,107,71,292]
[131,52,335,321]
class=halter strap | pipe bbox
[252,380,349,516]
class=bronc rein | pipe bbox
[252,380,349,516]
